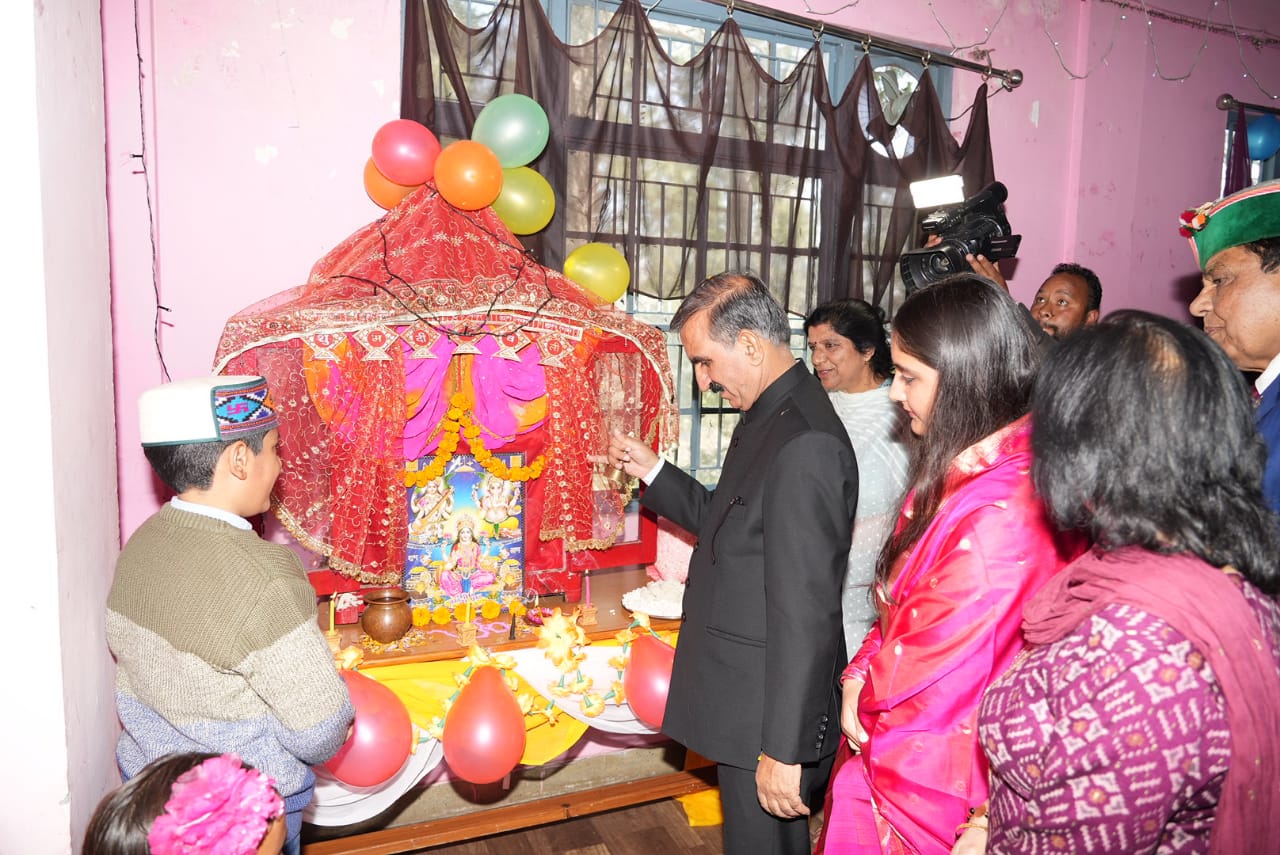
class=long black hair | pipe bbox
[804,298,893,381]
[1032,309,1280,593]
[877,274,1042,583]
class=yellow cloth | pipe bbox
[356,631,678,768]
[358,659,588,767]
[675,788,723,827]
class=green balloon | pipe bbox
[472,94,550,168]
[492,167,556,234]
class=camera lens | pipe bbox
[929,254,956,275]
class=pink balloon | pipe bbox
[623,634,675,729]
[442,666,527,784]
[321,670,413,788]
[371,119,442,186]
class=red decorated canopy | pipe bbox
[214,184,677,586]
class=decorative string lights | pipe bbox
[927,0,1009,55]
[795,0,1277,100]
[1038,0,1278,98]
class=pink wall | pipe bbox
[108,0,406,542]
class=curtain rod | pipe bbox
[697,0,1024,89]
[1218,93,1280,118]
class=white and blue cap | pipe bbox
[138,375,279,447]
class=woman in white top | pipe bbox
[805,299,910,653]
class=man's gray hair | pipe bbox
[669,272,791,346]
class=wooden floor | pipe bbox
[412,798,724,854]
[414,799,825,854]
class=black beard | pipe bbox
[708,381,725,394]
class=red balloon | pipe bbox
[371,119,441,186]
[321,670,413,788]
[442,666,527,784]
[623,634,676,730]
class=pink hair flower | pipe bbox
[147,754,283,855]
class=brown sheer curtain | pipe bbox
[402,0,994,315]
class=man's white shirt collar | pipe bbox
[1257,353,1280,398]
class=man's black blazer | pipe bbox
[642,362,859,769]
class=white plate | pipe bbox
[306,739,443,826]
[620,580,685,620]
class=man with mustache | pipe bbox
[608,272,859,855]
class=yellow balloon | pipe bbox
[564,243,630,303]
[492,167,555,234]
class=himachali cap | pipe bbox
[1181,177,1280,270]
[138,375,279,447]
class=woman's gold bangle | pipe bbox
[955,819,989,835]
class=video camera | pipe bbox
[898,181,1021,293]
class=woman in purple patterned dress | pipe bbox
[958,311,1280,855]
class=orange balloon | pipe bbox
[363,158,420,210]
[435,140,504,211]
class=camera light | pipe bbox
[908,175,965,210]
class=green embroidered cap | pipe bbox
[1181,178,1280,270]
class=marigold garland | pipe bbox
[423,644,555,740]
[404,392,546,487]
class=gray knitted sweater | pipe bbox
[107,504,353,803]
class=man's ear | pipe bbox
[1085,309,1101,326]
[737,329,765,365]
[223,440,252,481]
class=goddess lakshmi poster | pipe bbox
[403,453,525,610]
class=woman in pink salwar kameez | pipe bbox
[815,276,1083,854]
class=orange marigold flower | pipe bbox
[480,599,501,620]
[431,605,452,625]
[412,606,432,627]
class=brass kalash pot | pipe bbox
[360,587,412,643]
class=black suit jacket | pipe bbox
[642,362,859,769]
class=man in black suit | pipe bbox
[609,272,859,855]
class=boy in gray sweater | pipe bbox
[108,375,353,854]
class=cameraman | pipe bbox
[966,253,1101,339]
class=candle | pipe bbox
[329,595,336,632]
[584,569,592,606]
[467,599,473,625]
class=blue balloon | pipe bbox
[1246,113,1280,162]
